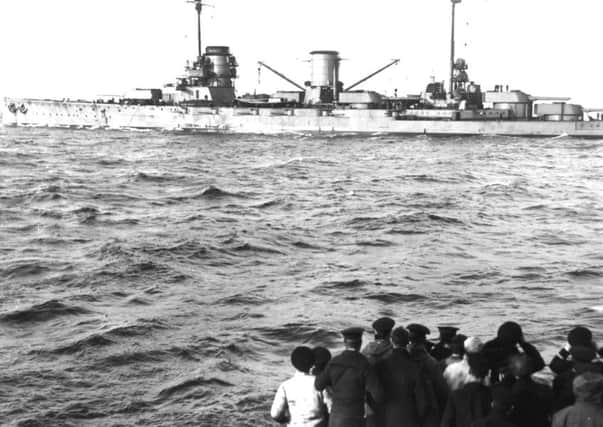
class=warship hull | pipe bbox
[4,98,603,137]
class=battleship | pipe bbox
[4,0,603,136]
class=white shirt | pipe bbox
[270,371,328,427]
[443,357,480,391]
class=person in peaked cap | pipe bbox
[362,317,395,365]
[271,346,328,426]
[430,326,459,362]
[407,323,431,344]
[362,317,395,427]
[374,326,425,427]
[315,327,383,427]
[406,323,449,427]
[550,326,595,375]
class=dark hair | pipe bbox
[311,347,332,375]
[391,327,409,347]
[291,346,315,373]
[467,352,489,379]
[568,327,593,347]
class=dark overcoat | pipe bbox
[315,350,383,427]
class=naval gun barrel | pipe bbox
[257,61,305,91]
[344,59,400,92]
[529,96,571,101]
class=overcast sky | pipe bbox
[1,0,601,106]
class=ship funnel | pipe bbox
[310,51,340,87]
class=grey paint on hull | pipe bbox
[4,99,603,137]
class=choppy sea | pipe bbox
[0,127,601,426]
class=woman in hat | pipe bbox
[271,346,328,427]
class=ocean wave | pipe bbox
[346,212,464,231]
[198,185,245,199]
[217,293,269,305]
[253,323,340,345]
[365,292,428,304]
[565,268,602,279]
[0,300,91,324]
[52,334,116,355]
[156,377,233,400]
[132,171,186,183]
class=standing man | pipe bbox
[362,317,395,364]
[430,326,459,362]
[315,327,383,427]
[406,324,449,427]
[362,317,395,427]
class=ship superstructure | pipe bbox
[3,0,603,136]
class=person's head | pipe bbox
[568,326,593,347]
[572,372,603,403]
[391,327,409,349]
[467,352,490,379]
[450,334,468,356]
[407,323,430,347]
[291,346,315,374]
[438,326,459,344]
[372,317,395,340]
[311,346,332,375]
[497,321,522,345]
[509,353,535,379]
[490,384,513,414]
[570,346,597,364]
[342,327,364,351]
[464,336,484,355]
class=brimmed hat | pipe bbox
[372,317,395,335]
[291,346,315,372]
[407,324,430,343]
[342,327,364,342]
[438,326,459,341]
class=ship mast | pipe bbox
[449,0,461,98]
[188,0,210,61]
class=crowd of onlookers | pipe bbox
[270,319,603,427]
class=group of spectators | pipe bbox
[270,319,603,427]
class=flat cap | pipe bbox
[407,323,430,341]
[342,327,364,341]
[372,317,395,334]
